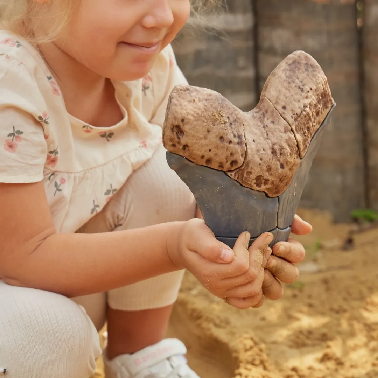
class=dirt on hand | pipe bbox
[167,208,378,378]
[94,208,378,378]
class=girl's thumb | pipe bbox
[196,236,234,263]
[189,219,234,263]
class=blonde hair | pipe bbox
[0,0,221,44]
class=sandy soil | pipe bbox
[94,208,378,378]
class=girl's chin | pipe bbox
[113,62,155,82]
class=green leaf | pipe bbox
[104,189,111,196]
[351,209,378,223]
[49,150,55,154]
[91,208,96,215]
[100,133,106,138]
[314,238,322,253]
[38,116,43,121]
[54,181,59,188]
[289,281,305,289]
[108,132,114,138]
[15,130,23,135]
[57,188,62,192]
[7,133,14,137]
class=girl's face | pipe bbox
[54,0,190,80]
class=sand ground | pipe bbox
[93,209,378,378]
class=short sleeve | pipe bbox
[0,55,47,183]
[149,44,188,127]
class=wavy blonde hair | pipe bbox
[0,0,221,44]
[0,0,76,43]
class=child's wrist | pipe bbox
[165,221,186,270]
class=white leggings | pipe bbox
[0,145,196,378]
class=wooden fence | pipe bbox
[172,0,373,222]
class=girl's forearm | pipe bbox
[3,222,183,297]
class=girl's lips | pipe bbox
[121,42,160,54]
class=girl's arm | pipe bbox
[0,181,184,297]
[0,181,269,310]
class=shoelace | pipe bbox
[145,364,194,378]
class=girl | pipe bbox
[0,1,311,377]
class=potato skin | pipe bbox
[163,51,334,197]
[227,98,300,197]
[261,51,334,158]
[163,85,246,172]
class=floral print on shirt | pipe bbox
[54,177,66,196]
[104,184,118,202]
[140,140,148,149]
[1,38,21,48]
[83,125,93,134]
[38,112,50,139]
[47,76,60,96]
[4,126,23,153]
[142,74,152,96]
[98,131,114,142]
[91,200,100,215]
[47,147,59,168]
[38,111,49,125]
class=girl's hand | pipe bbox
[262,214,312,300]
[222,232,272,309]
[168,219,273,309]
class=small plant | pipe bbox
[304,238,322,260]
[289,281,305,289]
[313,238,322,253]
[351,209,378,223]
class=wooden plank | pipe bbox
[363,0,378,212]
[256,0,365,222]
[172,0,258,111]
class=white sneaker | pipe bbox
[104,338,200,378]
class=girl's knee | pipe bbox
[0,283,101,378]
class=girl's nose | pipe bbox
[141,0,174,29]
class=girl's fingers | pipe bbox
[248,232,273,257]
[195,205,203,219]
[252,295,265,308]
[262,270,284,300]
[226,290,263,309]
[225,270,265,298]
[272,238,306,264]
[265,255,299,284]
[190,229,251,282]
[220,232,272,287]
[187,219,235,264]
[291,214,312,235]
[247,232,273,276]
[218,231,252,278]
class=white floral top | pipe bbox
[0,31,187,233]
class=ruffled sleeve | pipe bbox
[0,54,48,183]
[149,44,188,127]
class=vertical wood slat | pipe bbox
[255,0,365,221]
[363,0,378,211]
[172,0,258,111]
